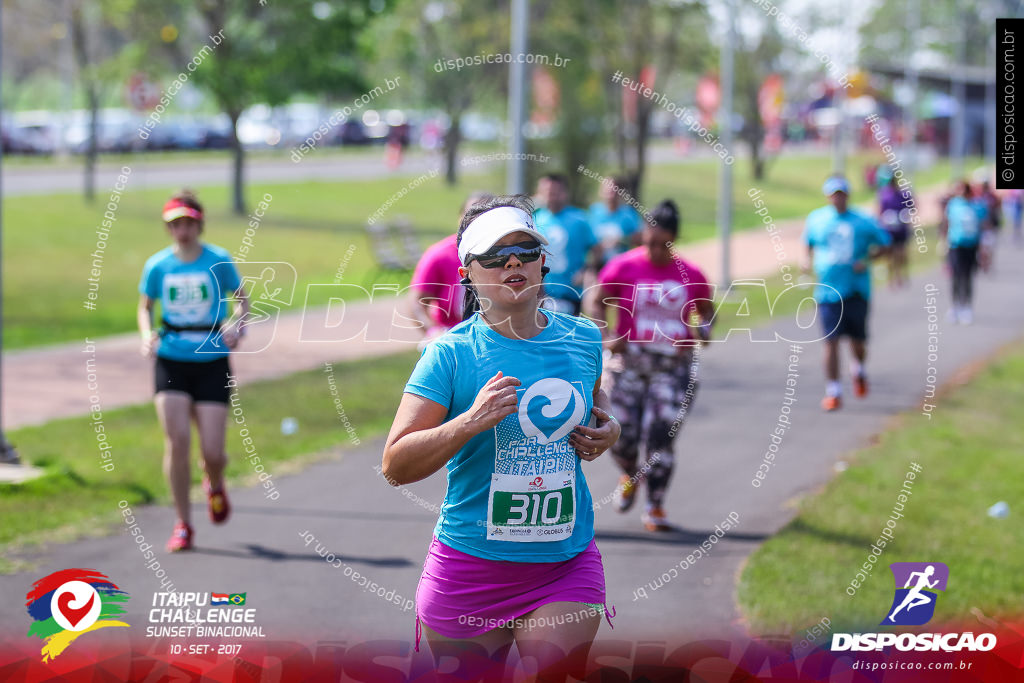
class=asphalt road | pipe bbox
[3,249,1023,655]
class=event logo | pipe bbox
[518,378,586,445]
[212,592,247,606]
[832,561,996,653]
[883,562,948,626]
[25,569,129,662]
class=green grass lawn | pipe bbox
[3,151,974,350]
[0,351,418,572]
[737,342,1024,636]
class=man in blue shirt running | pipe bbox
[588,176,642,269]
[803,176,891,412]
[533,174,597,315]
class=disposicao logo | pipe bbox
[883,562,948,626]
[25,569,129,662]
[831,562,996,653]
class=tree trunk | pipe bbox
[633,102,652,200]
[229,110,245,214]
[752,145,765,181]
[444,112,461,186]
[609,82,627,172]
[69,2,97,202]
[83,86,99,202]
[746,86,766,181]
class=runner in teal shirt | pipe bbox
[803,176,890,412]
[588,176,642,268]
[405,308,602,561]
[533,174,596,313]
[383,196,620,676]
[140,244,242,360]
[137,191,249,553]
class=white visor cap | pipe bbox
[458,206,548,265]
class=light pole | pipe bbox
[904,0,919,174]
[507,0,529,195]
[717,0,735,287]
[0,1,19,465]
[950,7,967,180]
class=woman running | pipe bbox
[138,190,250,552]
[383,195,620,681]
[940,180,989,324]
[876,169,911,289]
[590,200,714,531]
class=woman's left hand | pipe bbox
[570,407,621,461]
[221,325,243,349]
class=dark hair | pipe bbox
[456,194,545,319]
[540,173,568,187]
[170,188,204,215]
[459,191,495,218]
[646,199,680,238]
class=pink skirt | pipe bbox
[415,536,610,645]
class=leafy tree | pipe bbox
[138,0,392,213]
[732,13,784,181]
[370,0,508,186]
[858,0,1003,70]
[69,0,140,201]
[575,0,712,198]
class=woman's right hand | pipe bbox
[140,331,159,358]
[604,334,627,354]
[460,371,521,435]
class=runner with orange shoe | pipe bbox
[590,200,713,531]
[138,190,250,551]
[803,176,891,412]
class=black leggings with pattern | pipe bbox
[606,347,699,506]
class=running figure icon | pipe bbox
[887,565,939,622]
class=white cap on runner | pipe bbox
[458,206,548,265]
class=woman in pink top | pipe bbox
[408,193,494,344]
[590,200,714,531]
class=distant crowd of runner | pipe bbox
[135,161,1012,680]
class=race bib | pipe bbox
[163,272,214,323]
[486,377,587,542]
[487,470,575,542]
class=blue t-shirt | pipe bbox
[945,196,987,247]
[139,244,242,361]
[588,202,642,264]
[804,206,891,303]
[404,310,602,562]
[533,206,596,303]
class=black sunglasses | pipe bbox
[469,241,543,269]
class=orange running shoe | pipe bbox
[166,521,194,552]
[642,506,672,532]
[853,375,868,398]
[204,478,231,524]
[821,395,842,412]
[615,474,637,513]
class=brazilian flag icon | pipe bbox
[229,593,246,606]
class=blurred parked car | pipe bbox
[332,119,370,145]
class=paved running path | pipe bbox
[1,247,1021,648]
[3,151,445,197]
[2,189,945,428]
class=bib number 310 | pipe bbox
[487,471,575,542]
